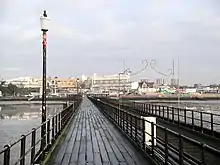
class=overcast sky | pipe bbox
[1,0,220,85]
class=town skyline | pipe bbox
[1,0,220,84]
[0,74,217,87]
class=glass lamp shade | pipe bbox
[40,16,50,31]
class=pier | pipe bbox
[0,95,220,165]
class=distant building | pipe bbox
[5,77,80,91]
[131,82,139,90]
[83,77,92,89]
[48,77,79,90]
[194,84,202,88]
[92,74,131,92]
[170,78,179,86]
[5,77,42,88]
[156,78,165,86]
[138,80,155,94]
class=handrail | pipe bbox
[0,98,82,165]
[89,96,220,165]
[99,97,220,137]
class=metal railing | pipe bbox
[100,98,220,138]
[130,101,220,137]
[0,99,81,165]
[90,97,220,165]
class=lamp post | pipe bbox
[118,69,131,110]
[40,10,50,152]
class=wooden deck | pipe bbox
[47,98,152,165]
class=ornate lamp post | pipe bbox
[40,10,50,152]
[118,69,131,111]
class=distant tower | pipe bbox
[171,78,178,86]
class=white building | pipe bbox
[92,74,132,93]
[5,77,42,88]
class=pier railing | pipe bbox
[90,97,220,165]
[0,99,81,165]
[100,97,220,138]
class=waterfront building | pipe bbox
[170,78,179,86]
[48,77,80,90]
[5,77,42,88]
[156,78,165,86]
[138,80,156,94]
[91,73,131,93]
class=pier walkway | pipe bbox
[47,98,152,165]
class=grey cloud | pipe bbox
[1,0,220,84]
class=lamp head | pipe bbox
[40,10,50,31]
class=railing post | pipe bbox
[200,112,203,133]
[126,113,129,134]
[172,107,174,123]
[210,113,214,136]
[122,111,125,130]
[184,109,187,125]
[20,135,26,165]
[120,110,122,128]
[178,108,180,126]
[163,106,165,119]
[117,108,120,124]
[192,111,194,129]
[47,119,50,146]
[152,105,154,115]
[167,107,169,121]
[4,145,10,165]
[58,112,61,132]
[31,128,36,164]
[113,107,116,121]
[135,116,138,142]
[55,114,58,136]
[143,103,146,114]
[179,135,183,165]
[52,117,55,143]
[142,117,145,151]
[130,116,133,138]
[164,129,168,164]
[159,105,161,117]
[201,143,206,165]
[151,122,154,155]
[154,105,156,115]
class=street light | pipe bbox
[118,68,131,95]
[40,10,50,152]
[118,69,131,111]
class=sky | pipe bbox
[1,0,220,85]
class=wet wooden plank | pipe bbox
[86,141,94,162]
[48,98,152,165]
[70,141,80,162]
[109,141,125,162]
[108,153,119,165]
[78,153,86,165]
[61,153,71,165]
[54,143,67,163]
[102,137,113,152]
[94,153,102,165]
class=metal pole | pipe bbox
[118,73,121,110]
[41,11,47,152]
